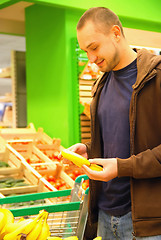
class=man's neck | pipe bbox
[114,45,137,71]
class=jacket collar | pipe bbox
[91,72,107,97]
[91,48,161,96]
[133,48,161,89]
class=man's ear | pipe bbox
[111,25,121,41]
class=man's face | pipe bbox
[77,21,121,72]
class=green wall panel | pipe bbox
[64,9,84,146]
[25,5,69,147]
[25,5,83,147]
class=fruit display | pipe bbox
[63,167,83,181]
[0,206,101,239]
[81,179,89,190]
[0,126,92,240]
[0,145,57,195]
[0,172,91,239]
[47,237,78,240]
[36,138,62,162]
[44,175,71,191]
[8,141,74,191]
[0,208,50,240]
[0,125,91,195]
[6,141,83,191]
[47,237,102,240]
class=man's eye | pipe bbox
[92,47,97,51]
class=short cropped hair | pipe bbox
[77,7,125,37]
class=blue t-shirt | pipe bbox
[98,59,137,216]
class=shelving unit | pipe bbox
[0,67,13,127]
[0,50,26,128]
[75,41,102,144]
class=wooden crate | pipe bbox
[0,144,57,196]
[0,136,7,163]
[0,141,23,175]
[1,124,64,152]
[1,127,74,190]
[7,141,74,190]
[0,168,39,196]
[0,123,37,140]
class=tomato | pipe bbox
[54,182,61,190]
[68,173,76,180]
[46,175,56,182]
[73,169,81,177]
[82,180,89,190]
[26,158,31,164]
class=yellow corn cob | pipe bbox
[89,164,103,171]
[61,149,102,171]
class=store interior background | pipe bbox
[0,0,161,148]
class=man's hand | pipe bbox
[68,143,88,159]
[59,143,88,159]
[82,158,118,181]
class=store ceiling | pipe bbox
[0,1,33,69]
[0,1,32,21]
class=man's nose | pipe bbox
[87,52,97,63]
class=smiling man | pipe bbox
[66,7,161,240]
[77,8,136,73]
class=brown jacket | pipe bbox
[85,49,161,238]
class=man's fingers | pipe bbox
[82,164,104,180]
[89,158,104,166]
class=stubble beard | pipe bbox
[99,49,120,73]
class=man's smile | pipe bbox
[96,59,104,67]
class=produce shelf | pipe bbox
[0,175,89,240]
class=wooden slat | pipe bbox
[79,85,92,91]
[80,114,90,121]
[81,138,91,144]
[80,91,92,97]
[79,63,97,143]
[79,79,95,85]
[81,126,91,132]
[80,121,91,127]
[80,98,92,104]
[81,133,91,138]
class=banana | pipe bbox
[93,237,102,240]
[61,149,103,171]
[3,219,32,240]
[3,210,45,240]
[4,219,32,234]
[47,238,62,240]
[23,210,45,236]
[0,209,14,240]
[37,212,50,240]
[64,237,78,240]
[17,217,25,223]
[26,216,43,240]
[0,209,14,224]
[0,212,5,233]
